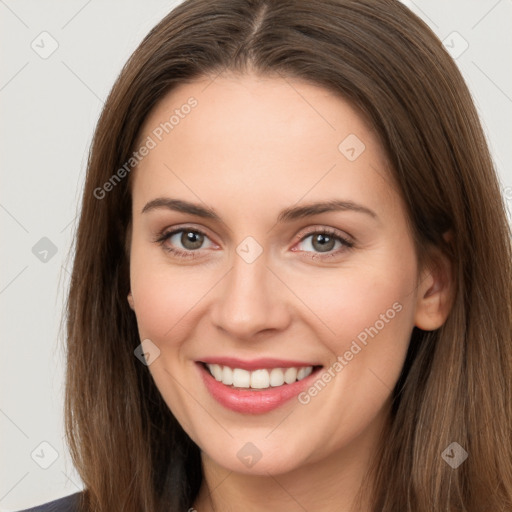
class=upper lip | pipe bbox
[198,357,321,371]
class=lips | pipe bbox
[196,358,323,414]
[200,356,321,371]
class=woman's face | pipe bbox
[128,73,436,476]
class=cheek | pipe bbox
[331,276,409,341]
[129,237,194,340]
[130,263,209,341]
[129,233,232,348]
[288,256,417,368]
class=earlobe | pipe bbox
[127,292,135,310]
[413,247,453,331]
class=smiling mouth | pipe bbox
[201,362,323,390]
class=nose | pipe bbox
[210,247,291,340]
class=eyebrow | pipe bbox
[141,197,378,222]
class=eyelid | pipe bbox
[156,223,217,244]
[293,225,355,246]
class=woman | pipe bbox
[20,0,512,510]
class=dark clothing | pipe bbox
[16,491,82,512]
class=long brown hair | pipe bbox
[64,0,512,510]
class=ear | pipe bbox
[127,291,135,310]
[414,237,454,331]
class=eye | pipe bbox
[293,228,354,259]
[154,227,216,259]
[154,225,354,261]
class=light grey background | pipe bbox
[1,1,511,510]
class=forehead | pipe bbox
[131,73,398,221]
[137,72,375,155]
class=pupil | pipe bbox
[182,231,203,249]
[313,234,335,252]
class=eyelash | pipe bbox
[153,226,355,261]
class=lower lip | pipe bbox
[197,362,322,414]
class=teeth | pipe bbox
[269,368,285,387]
[232,368,251,388]
[206,364,314,389]
[250,369,269,389]
[210,364,223,382]
[284,367,297,384]
[222,365,233,385]
[297,367,312,380]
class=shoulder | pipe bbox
[15,491,83,512]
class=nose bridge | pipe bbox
[211,241,290,338]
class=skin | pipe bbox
[127,72,452,511]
